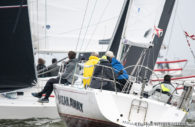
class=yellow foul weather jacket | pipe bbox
[83,56,99,87]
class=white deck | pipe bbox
[0,78,59,119]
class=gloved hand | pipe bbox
[118,70,123,75]
[107,56,112,63]
[58,72,63,77]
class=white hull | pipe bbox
[0,78,59,119]
[54,84,186,127]
[54,85,118,127]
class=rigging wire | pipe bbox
[44,0,47,50]
[143,47,153,80]
[36,0,40,56]
[59,17,117,35]
[12,0,24,33]
[75,0,90,51]
[137,50,148,81]
[176,9,195,63]
[79,0,98,51]
[176,15,185,31]
[84,0,111,51]
[32,17,117,44]
[165,0,179,57]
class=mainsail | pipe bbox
[122,0,166,48]
[0,0,36,92]
[108,0,130,56]
[29,0,123,53]
[109,0,175,82]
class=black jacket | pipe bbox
[90,59,116,91]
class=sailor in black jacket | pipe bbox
[90,56,117,91]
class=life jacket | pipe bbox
[161,83,170,92]
[83,56,99,87]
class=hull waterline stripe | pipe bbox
[59,113,117,125]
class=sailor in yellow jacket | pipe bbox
[83,52,99,87]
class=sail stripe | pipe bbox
[154,68,182,72]
[156,59,187,64]
[0,5,27,9]
[151,75,195,82]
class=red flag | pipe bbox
[190,35,195,40]
[154,26,163,38]
[184,31,195,40]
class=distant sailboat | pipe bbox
[0,0,58,119]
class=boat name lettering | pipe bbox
[58,95,83,112]
[122,121,186,126]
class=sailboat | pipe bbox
[53,0,193,126]
[0,0,59,119]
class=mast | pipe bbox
[108,0,131,57]
[0,0,37,92]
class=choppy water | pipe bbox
[0,118,66,127]
[1,119,195,127]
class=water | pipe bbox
[1,119,195,127]
[0,118,66,127]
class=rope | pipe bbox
[165,0,179,57]
[144,48,152,80]
[38,65,59,76]
[75,0,90,51]
[138,49,148,80]
[79,0,98,51]
[44,0,47,49]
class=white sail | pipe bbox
[123,0,166,48]
[28,0,124,52]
